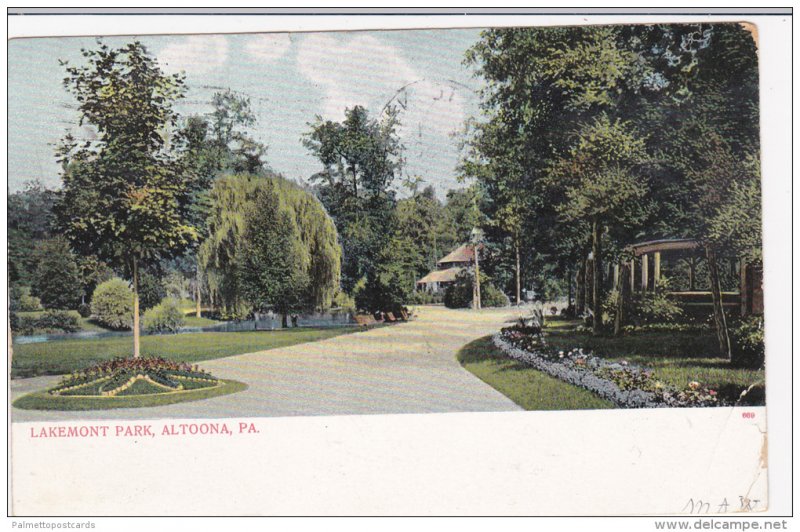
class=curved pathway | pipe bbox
[10,306,523,422]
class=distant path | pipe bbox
[10,306,523,422]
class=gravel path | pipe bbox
[10,306,523,422]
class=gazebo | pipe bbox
[616,238,763,316]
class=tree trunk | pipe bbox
[282,313,288,328]
[195,262,202,318]
[132,258,140,359]
[585,257,593,311]
[592,218,602,335]
[515,237,521,305]
[567,266,574,312]
[473,244,481,310]
[614,262,629,337]
[576,260,585,315]
[706,247,732,360]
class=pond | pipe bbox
[12,310,355,345]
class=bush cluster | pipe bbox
[730,315,765,369]
[91,278,133,330]
[143,298,186,334]
[444,270,509,309]
[11,309,79,335]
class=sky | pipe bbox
[8,29,485,198]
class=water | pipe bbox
[12,310,355,345]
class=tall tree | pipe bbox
[548,115,651,333]
[31,237,84,309]
[199,174,341,319]
[237,184,311,327]
[304,105,404,311]
[55,41,197,357]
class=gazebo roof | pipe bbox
[630,238,700,257]
[417,267,462,284]
[437,244,475,265]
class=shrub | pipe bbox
[31,237,84,309]
[408,290,443,305]
[9,311,19,332]
[77,303,92,318]
[730,316,765,369]
[138,270,167,312]
[91,278,133,330]
[11,286,42,312]
[36,310,80,333]
[630,279,683,325]
[444,270,508,309]
[482,283,510,308]
[143,298,186,334]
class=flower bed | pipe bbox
[48,356,220,397]
[494,327,720,408]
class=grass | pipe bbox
[542,319,764,401]
[12,379,247,411]
[11,326,364,378]
[457,336,615,410]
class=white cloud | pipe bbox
[296,33,466,141]
[158,35,229,75]
[244,33,292,64]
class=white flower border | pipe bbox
[492,333,664,409]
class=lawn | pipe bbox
[11,326,364,378]
[543,319,764,402]
[457,336,615,410]
[13,379,247,411]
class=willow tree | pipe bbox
[199,174,341,320]
[55,41,197,358]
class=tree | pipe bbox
[199,174,341,319]
[304,105,404,311]
[8,180,58,285]
[30,237,84,309]
[237,184,311,327]
[55,41,198,357]
[177,90,269,317]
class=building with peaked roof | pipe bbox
[416,244,476,294]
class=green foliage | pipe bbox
[77,303,92,318]
[444,270,509,309]
[11,286,42,312]
[304,105,402,300]
[729,316,764,369]
[8,180,58,285]
[31,237,84,310]
[91,278,134,330]
[137,270,167,312]
[11,309,80,335]
[143,298,186,334]
[34,310,80,333]
[199,174,341,317]
[54,40,198,357]
[631,280,684,326]
[237,183,312,320]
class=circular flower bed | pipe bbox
[495,327,721,408]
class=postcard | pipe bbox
[6,11,790,517]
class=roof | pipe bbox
[437,244,475,266]
[417,267,462,284]
[630,238,699,257]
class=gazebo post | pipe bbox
[653,251,661,288]
[641,253,649,292]
[630,258,635,293]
